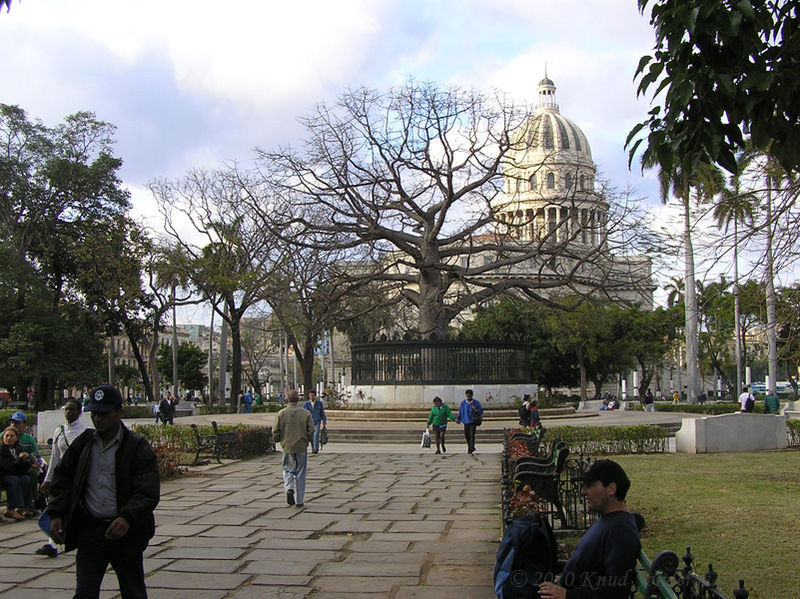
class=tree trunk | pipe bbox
[682,178,700,404]
[126,326,155,404]
[577,346,588,401]
[218,303,228,405]
[229,307,244,406]
[733,219,743,398]
[765,178,778,395]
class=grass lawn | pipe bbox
[613,451,800,599]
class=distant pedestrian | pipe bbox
[518,394,532,426]
[529,399,541,425]
[765,393,780,414]
[426,396,455,454]
[643,389,655,413]
[455,389,483,455]
[158,392,174,425]
[698,391,707,404]
[303,390,327,454]
[273,390,314,507]
[243,390,253,413]
[739,386,755,412]
[672,390,679,405]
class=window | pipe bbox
[529,174,537,190]
[546,172,555,189]
[565,173,572,190]
[579,175,585,190]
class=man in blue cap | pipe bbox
[47,385,160,599]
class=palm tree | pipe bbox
[646,154,725,403]
[664,276,685,308]
[714,152,756,398]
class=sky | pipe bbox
[3,0,690,312]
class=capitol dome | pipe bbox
[494,75,606,248]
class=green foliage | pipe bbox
[156,341,208,391]
[786,420,800,447]
[122,405,157,419]
[544,425,668,455]
[196,404,236,415]
[252,403,283,413]
[630,1,800,174]
[133,422,273,461]
[655,402,765,415]
[0,411,36,430]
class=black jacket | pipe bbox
[47,423,160,553]
[0,442,33,475]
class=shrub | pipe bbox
[544,425,668,454]
[787,420,800,447]
[152,442,188,479]
[196,404,236,415]
[253,403,283,413]
[122,405,157,419]
[655,402,764,415]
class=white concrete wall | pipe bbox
[344,384,537,408]
[675,413,787,453]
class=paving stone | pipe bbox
[188,509,264,526]
[240,560,316,576]
[395,585,495,599]
[368,532,443,542]
[251,536,349,551]
[326,520,391,533]
[309,576,418,592]
[156,547,247,560]
[154,524,213,537]
[226,586,311,599]
[144,589,227,599]
[143,572,250,590]
[446,527,501,541]
[315,560,422,577]
[246,549,341,562]
[390,520,448,533]
[340,552,425,564]
[249,575,313,586]
[425,564,491,586]
[345,540,410,553]
[198,525,259,537]
[166,558,243,573]
[164,535,253,548]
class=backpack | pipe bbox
[494,513,558,599]
[744,395,755,412]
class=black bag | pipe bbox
[744,395,755,412]
[494,513,558,598]
[320,427,328,446]
[474,412,483,426]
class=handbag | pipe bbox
[473,412,483,426]
[420,430,431,448]
[320,427,328,446]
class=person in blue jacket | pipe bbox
[455,389,483,455]
[303,390,327,454]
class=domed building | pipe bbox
[491,75,652,308]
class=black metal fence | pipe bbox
[351,337,530,385]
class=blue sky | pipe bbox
[2,0,661,224]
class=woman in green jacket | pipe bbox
[426,396,456,454]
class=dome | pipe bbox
[507,76,594,169]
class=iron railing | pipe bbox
[351,338,530,385]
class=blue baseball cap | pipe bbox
[10,411,26,422]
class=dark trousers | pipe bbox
[2,474,32,509]
[432,425,447,449]
[75,519,147,599]
[463,423,477,453]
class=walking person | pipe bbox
[48,385,160,599]
[643,388,655,413]
[426,396,455,454]
[273,390,315,507]
[739,385,755,412]
[455,389,483,455]
[303,390,327,454]
[35,398,87,558]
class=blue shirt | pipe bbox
[560,510,640,598]
[303,399,327,425]
[457,399,483,424]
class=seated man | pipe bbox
[539,459,641,599]
[9,412,45,508]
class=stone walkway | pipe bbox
[0,445,502,598]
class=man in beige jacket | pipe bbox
[272,390,315,507]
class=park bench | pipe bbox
[510,424,547,455]
[190,421,240,465]
[513,445,570,526]
[512,437,564,470]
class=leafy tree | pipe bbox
[156,342,208,392]
[697,277,736,393]
[777,284,800,399]
[624,305,680,399]
[461,296,579,391]
[0,105,139,408]
[629,0,800,175]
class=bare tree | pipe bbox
[248,82,651,338]
[151,169,281,405]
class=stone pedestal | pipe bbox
[675,412,787,453]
